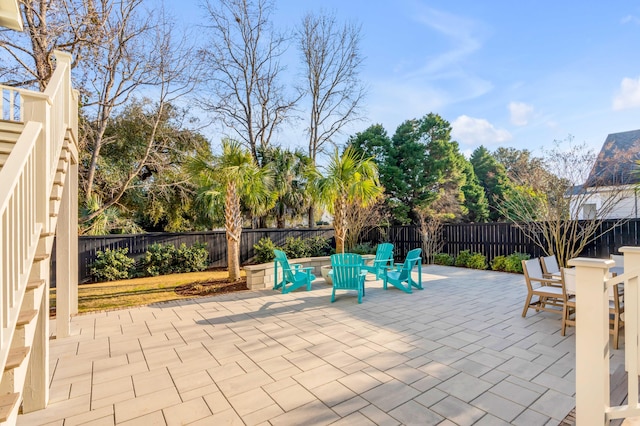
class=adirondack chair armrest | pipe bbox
[301,266,314,274]
[373,259,391,266]
[289,263,302,271]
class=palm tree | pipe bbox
[190,140,272,281]
[262,147,317,228]
[317,147,383,253]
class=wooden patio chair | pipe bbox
[562,266,624,347]
[521,258,568,318]
[382,248,423,293]
[561,267,577,336]
[273,249,315,294]
[361,243,394,279]
[330,253,366,303]
[610,282,624,349]
[541,255,561,280]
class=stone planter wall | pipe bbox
[244,256,332,290]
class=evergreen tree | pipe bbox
[470,146,512,221]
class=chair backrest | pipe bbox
[522,259,541,292]
[563,267,576,294]
[541,255,560,276]
[274,249,294,282]
[397,248,422,280]
[374,243,394,262]
[330,253,363,289]
[611,254,624,267]
[523,258,544,281]
[331,253,363,267]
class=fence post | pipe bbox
[567,257,613,426]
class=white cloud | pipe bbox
[451,115,512,146]
[411,8,484,76]
[621,15,640,25]
[508,102,534,126]
[613,76,640,110]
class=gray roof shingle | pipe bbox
[585,129,640,187]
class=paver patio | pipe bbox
[16,266,625,425]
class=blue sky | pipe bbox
[174,0,640,157]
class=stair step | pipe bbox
[5,347,30,371]
[50,185,63,201]
[26,280,44,291]
[0,141,15,154]
[0,120,24,131]
[16,310,38,327]
[0,393,20,422]
[33,253,49,262]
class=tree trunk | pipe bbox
[225,181,242,281]
[277,215,285,228]
[308,204,315,228]
[334,196,346,253]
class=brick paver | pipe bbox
[17,266,625,425]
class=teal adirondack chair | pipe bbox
[383,248,423,293]
[273,249,315,294]
[362,243,394,279]
[330,253,366,303]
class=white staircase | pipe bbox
[0,51,78,424]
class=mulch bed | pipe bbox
[174,277,248,297]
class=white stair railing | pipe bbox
[0,50,77,418]
[1,87,24,122]
[570,246,640,425]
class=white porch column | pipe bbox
[620,246,640,372]
[568,257,613,426]
[22,261,49,412]
[55,166,73,338]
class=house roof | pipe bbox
[584,129,640,187]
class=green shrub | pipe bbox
[283,237,309,259]
[90,247,135,282]
[491,255,508,271]
[305,236,332,257]
[175,242,209,273]
[142,243,178,276]
[349,242,376,255]
[455,250,472,267]
[467,253,487,270]
[433,253,454,266]
[504,252,530,273]
[254,237,280,264]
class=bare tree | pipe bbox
[298,10,365,226]
[200,0,297,165]
[80,3,201,224]
[414,203,447,264]
[499,138,628,267]
[0,0,107,89]
[344,196,387,251]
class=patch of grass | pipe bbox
[50,270,246,314]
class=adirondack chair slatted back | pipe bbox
[330,253,365,303]
[331,253,363,290]
[398,248,422,280]
[374,243,393,264]
[383,247,423,293]
[273,249,315,294]
[362,243,394,279]
[274,249,295,282]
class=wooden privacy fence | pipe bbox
[364,219,640,262]
[74,228,334,283]
[56,219,640,284]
